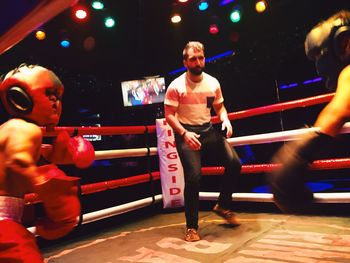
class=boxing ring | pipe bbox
[26,92,350,263]
[3,2,349,262]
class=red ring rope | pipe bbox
[41,93,335,136]
[24,92,345,207]
[25,158,350,204]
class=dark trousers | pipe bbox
[175,123,241,229]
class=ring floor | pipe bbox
[40,203,350,263]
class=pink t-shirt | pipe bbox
[164,72,223,125]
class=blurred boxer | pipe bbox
[0,64,94,262]
[269,10,350,213]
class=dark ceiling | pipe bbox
[1,0,349,77]
[0,0,349,125]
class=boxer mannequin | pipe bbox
[0,64,94,262]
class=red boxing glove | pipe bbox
[68,134,95,168]
[42,131,95,168]
[34,164,81,240]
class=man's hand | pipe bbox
[222,118,233,138]
[183,131,201,151]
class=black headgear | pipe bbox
[305,12,350,91]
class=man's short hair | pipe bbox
[183,41,204,60]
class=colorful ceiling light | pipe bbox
[209,24,219,34]
[255,0,267,13]
[104,17,115,28]
[35,30,46,40]
[198,0,209,11]
[171,13,181,23]
[60,39,70,48]
[73,5,89,21]
[91,1,104,10]
[230,9,241,23]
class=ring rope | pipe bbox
[24,156,350,205]
[41,93,335,136]
[24,92,348,230]
[144,126,156,204]
[25,123,350,204]
[214,93,334,124]
[92,123,350,160]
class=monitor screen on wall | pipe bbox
[121,76,166,107]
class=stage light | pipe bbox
[75,9,87,19]
[230,9,241,23]
[178,0,188,2]
[60,39,70,48]
[255,0,267,13]
[198,0,209,11]
[73,5,89,21]
[171,13,181,23]
[104,17,115,28]
[35,30,46,40]
[91,1,104,10]
[171,3,181,24]
[229,31,240,42]
[219,0,236,6]
[209,24,219,34]
[83,36,96,51]
[209,16,219,35]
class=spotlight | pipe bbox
[104,17,115,28]
[255,0,267,13]
[230,9,241,23]
[91,1,104,10]
[198,0,209,11]
[209,16,219,35]
[35,30,46,40]
[219,0,236,6]
[60,39,70,48]
[171,13,181,23]
[209,24,219,34]
[59,30,70,48]
[72,5,89,22]
[229,31,240,42]
[83,36,96,51]
[171,3,182,24]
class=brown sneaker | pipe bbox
[213,204,240,226]
[184,228,200,242]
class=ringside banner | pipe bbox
[156,118,184,208]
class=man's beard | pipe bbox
[188,66,204,76]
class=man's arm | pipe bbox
[314,65,350,136]
[164,104,187,136]
[164,104,201,150]
[213,102,233,138]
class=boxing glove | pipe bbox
[34,164,80,240]
[269,131,334,214]
[42,131,95,168]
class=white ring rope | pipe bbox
[90,122,350,208]
[94,122,350,160]
[27,190,350,235]
[199,192,350,204]
[228,122,350,146]
[27,124,350,233]
[94,147,158,160]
